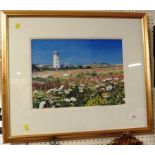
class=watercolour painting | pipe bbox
[31,39,125,109]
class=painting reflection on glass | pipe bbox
[31,39,125,109]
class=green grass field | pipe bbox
[32,65,125,109]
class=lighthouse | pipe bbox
[53,50,60,69]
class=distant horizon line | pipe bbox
[32,63,123,65]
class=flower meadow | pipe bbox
[32,66,125,109]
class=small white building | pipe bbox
[53,50,60,69]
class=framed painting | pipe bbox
[1,11,153,143]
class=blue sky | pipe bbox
[31,39,123,65]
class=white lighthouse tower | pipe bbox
[53,50,60,69]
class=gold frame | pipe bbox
[1,11,153,144]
